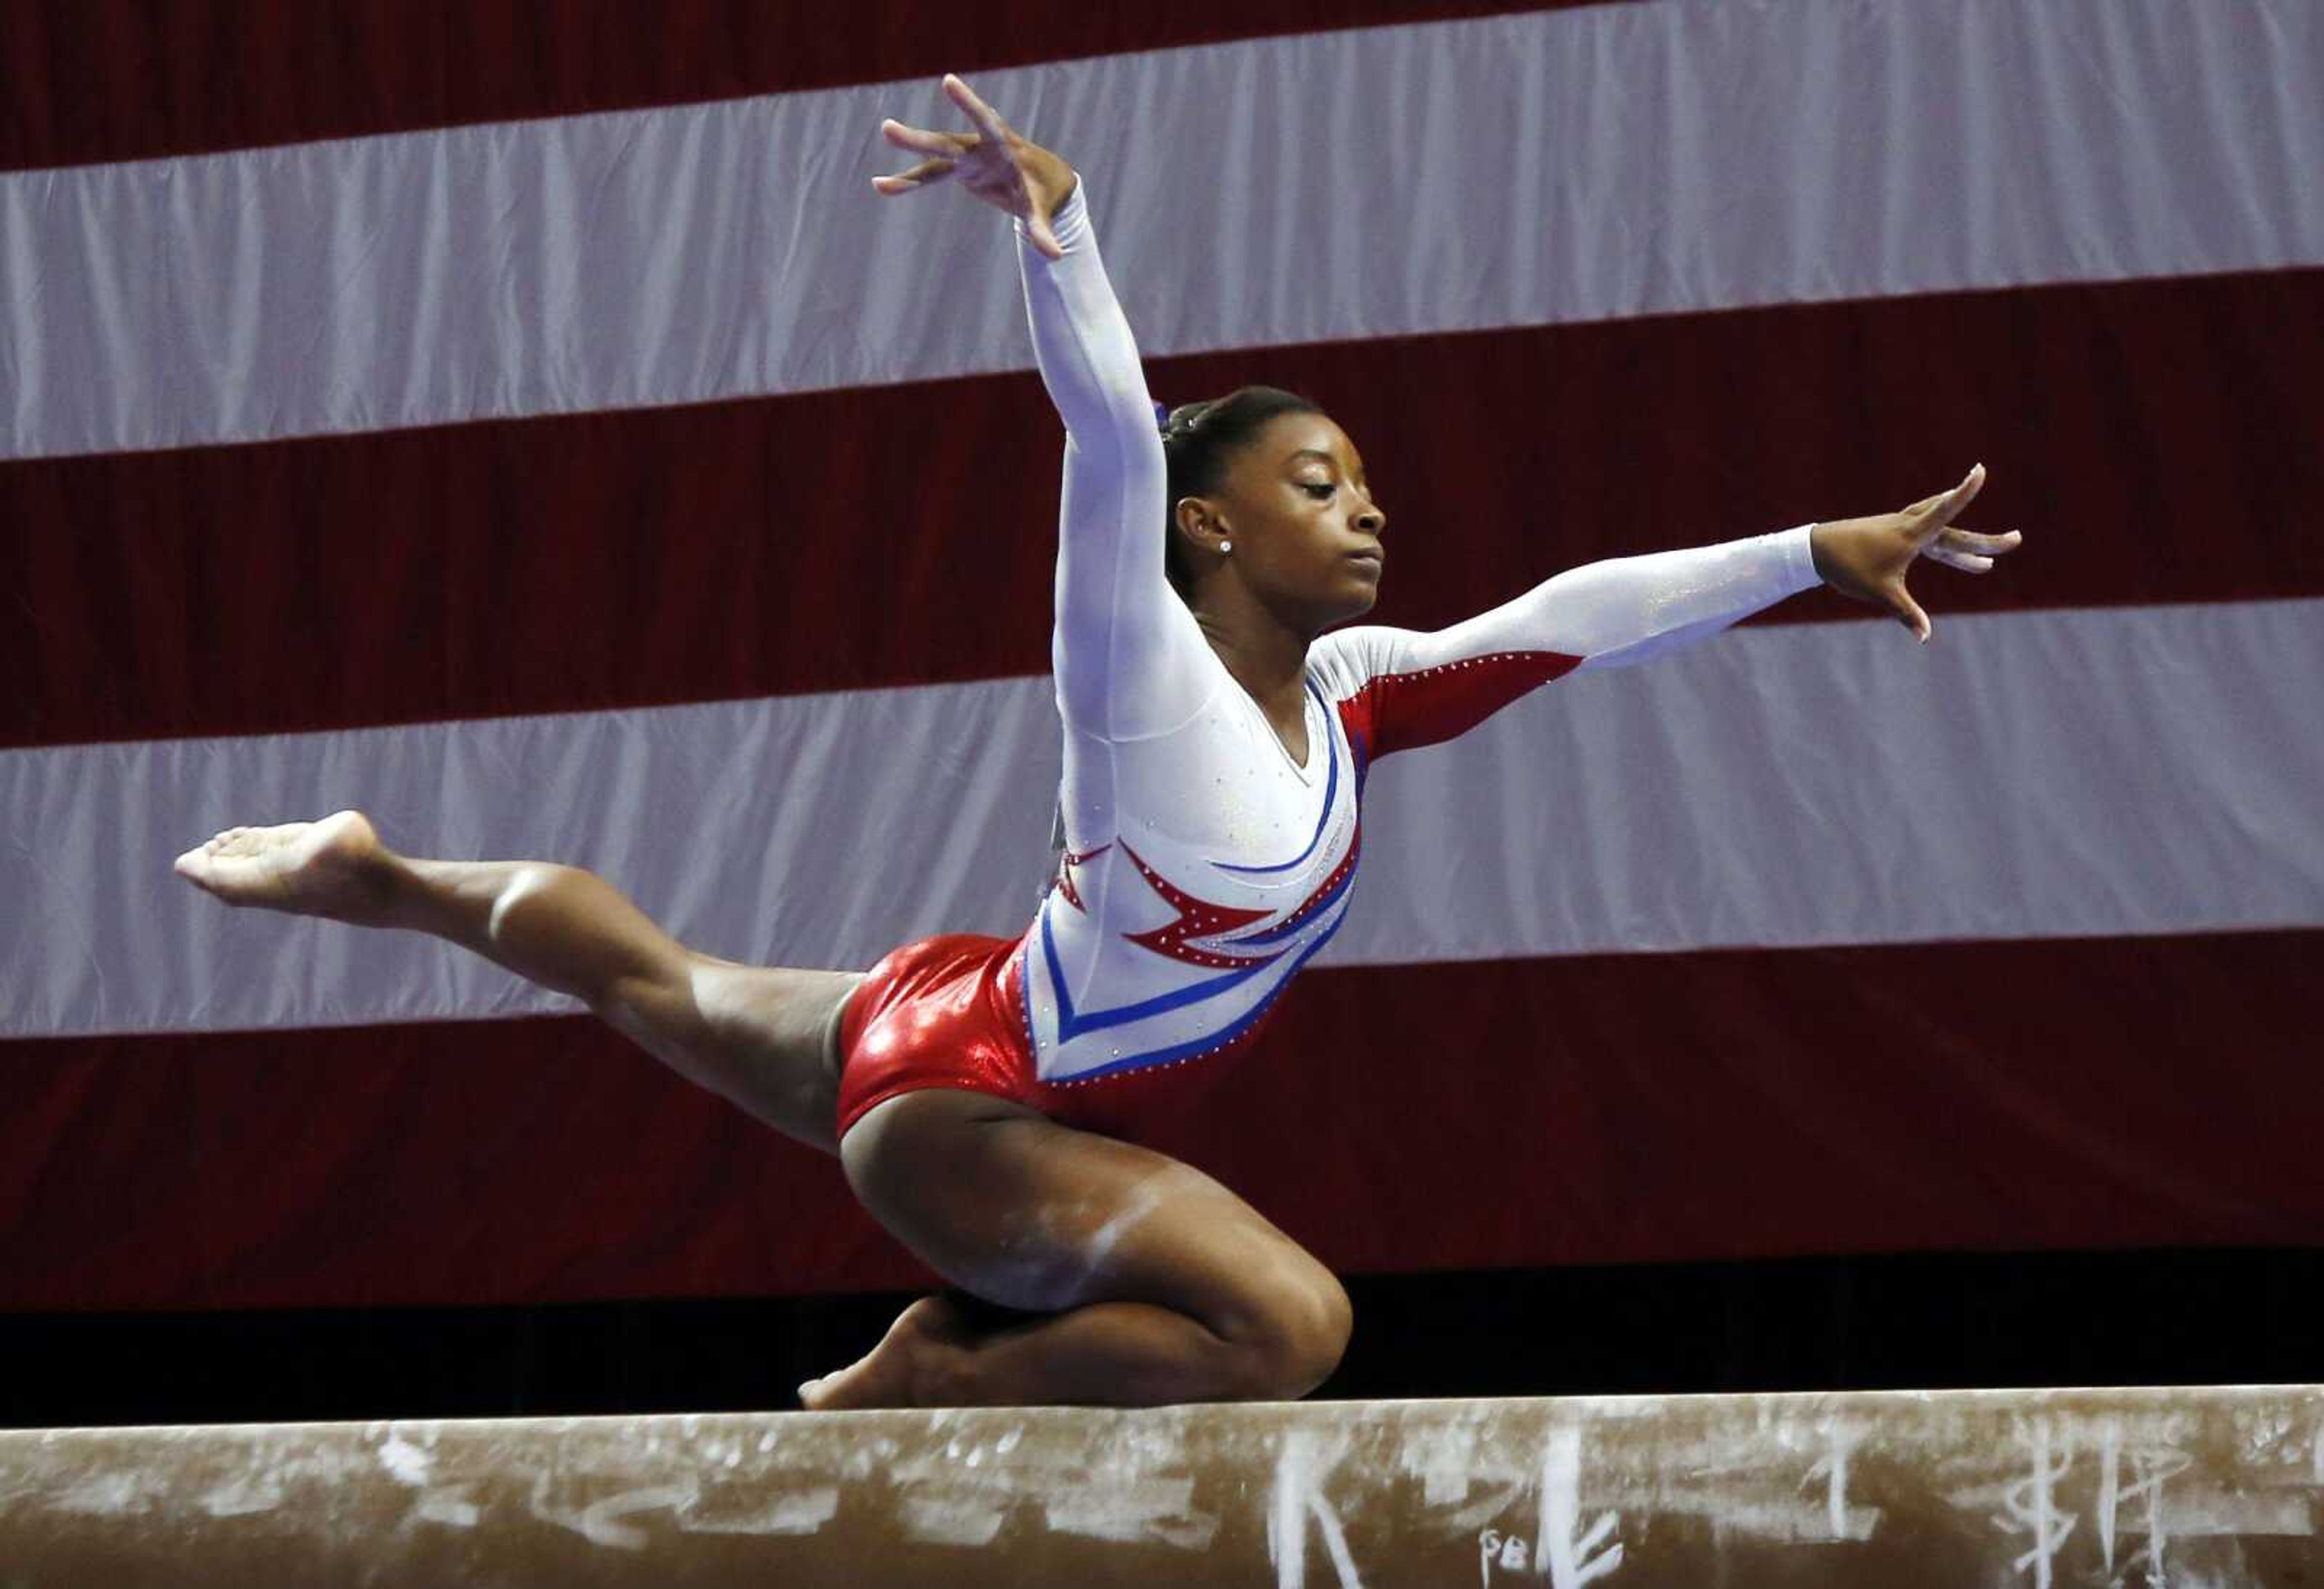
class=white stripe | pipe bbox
[5,0,2318,460]
[5,599,2319,1040]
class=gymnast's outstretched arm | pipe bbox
[1009,179,1219,741]
[878,80,1214,744]
[1314,465,2021,754]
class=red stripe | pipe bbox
[7,266,2319,750]
[4,928,2316,1312]
[0,1,1623,175]
[1346,650,1582,762]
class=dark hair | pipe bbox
[1157,385,1326,601]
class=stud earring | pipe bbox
[1218,540,1233,554]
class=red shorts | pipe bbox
[834,933,1041,1138]
[832,931,1250,1141]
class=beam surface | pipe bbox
[4,1386,2320,1586]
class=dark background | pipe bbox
[10,1247,2314,1429]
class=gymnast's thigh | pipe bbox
[838,1086,1346,1345]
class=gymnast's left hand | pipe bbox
[1808,464,2023,644]
[872,74,1078,261]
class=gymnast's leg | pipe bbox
[805,1087,1354,1409]
[172,810,862,1155]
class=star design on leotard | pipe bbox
[1117,842,1276,970]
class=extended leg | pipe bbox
[174,811,861,1153]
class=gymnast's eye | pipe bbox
[1302,483,1335,498]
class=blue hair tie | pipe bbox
[1152,399,1171,432]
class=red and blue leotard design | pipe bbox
[833,180,1822,1141]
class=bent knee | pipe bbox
[1226,1266,1353,1400]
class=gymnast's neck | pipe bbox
[1190,584,1321,723]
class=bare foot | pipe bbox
[799,1294,975,1411]
[172,810,399,925]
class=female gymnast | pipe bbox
[174,74,2021,1410]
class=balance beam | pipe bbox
[4,1386,2319,1585]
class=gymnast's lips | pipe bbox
[1345,549,1385,573]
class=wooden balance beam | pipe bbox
[4,1385,2319,1585]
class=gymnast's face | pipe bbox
[1181,413,1388,631]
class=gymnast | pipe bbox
[174,74,2021,1410]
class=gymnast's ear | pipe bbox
[1162,496,1207,603]
[1171,494,1221,545]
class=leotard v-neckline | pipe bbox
[1231,677,1318,778]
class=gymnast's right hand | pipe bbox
[873,73,1078,261]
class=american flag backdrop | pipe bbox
[3,0,2321,1317]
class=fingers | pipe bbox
[174,831,235,885]
[1919,524,2024,574]
[942,73,1014,145]
[1941,525,2023,555]
[1915,463,1985,532]
[873,116,967,195]
[1888,580,1933,644]
[1921,542,1994,574]
[881,119,970,159]
[872,157,958,194]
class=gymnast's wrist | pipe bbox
[1775,522,1822,591]
[1014,166,1086,252]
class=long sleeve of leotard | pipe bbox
[1014,180,1219,742]
[1315,525,1822,759]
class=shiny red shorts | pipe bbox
[833,932,1041,1138]
[835,930,1273,1141]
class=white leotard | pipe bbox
[1011,180,1819,1091]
